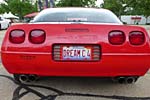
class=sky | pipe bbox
[96,0,104,6]
[0,0,5,3]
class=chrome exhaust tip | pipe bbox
[19,75,29,82]
[28,75,37,82]
[117,77,125,84]
[125,77,135,84]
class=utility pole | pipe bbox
[38,0,43,11]
[50,0,55,8]
[37,0,55,11]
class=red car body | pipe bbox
[1,8,150,78]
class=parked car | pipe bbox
[0,16,10,30]
[1,8,150,84]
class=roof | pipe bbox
[3,12,19,19]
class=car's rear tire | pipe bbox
[134,77,139,82]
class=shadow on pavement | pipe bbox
[0,75,150,100]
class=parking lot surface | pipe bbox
[0,28,150,100]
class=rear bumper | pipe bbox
[1,51,150,77]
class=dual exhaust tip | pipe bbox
[19,74,38,82]
[117,77,137,84]
[19,75,137,84]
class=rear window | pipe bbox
[33,8,122,24]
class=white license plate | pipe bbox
[62,46,92,60]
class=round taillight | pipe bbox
[29,30,46,44]
[108,31,125,45]
[129,31,145,45]
[9,30,25,44]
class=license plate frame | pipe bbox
[53,44,101,62]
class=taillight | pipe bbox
[129,31,145,45]
[9,30,25,44]
[29,30,45,44]
[108,31,125,45]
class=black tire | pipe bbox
[134,76,139,83]
[13,74,21,83]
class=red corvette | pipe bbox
[1,8,150,84]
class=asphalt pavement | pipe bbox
[0,27,150,100]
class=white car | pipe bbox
[0,16,10,30]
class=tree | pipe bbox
[101,0,150,23]
[134,0,150,23]
[0,0,38,19]
[56,0,96,7]
[101,0,135,17]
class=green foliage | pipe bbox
[135,0,150,17]
[0,0,38,19]
[101,0,150,19]
[1,0,150,22]
[101,0,135,17]
[56,0,96,7]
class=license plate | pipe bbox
[62,46,92,60]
